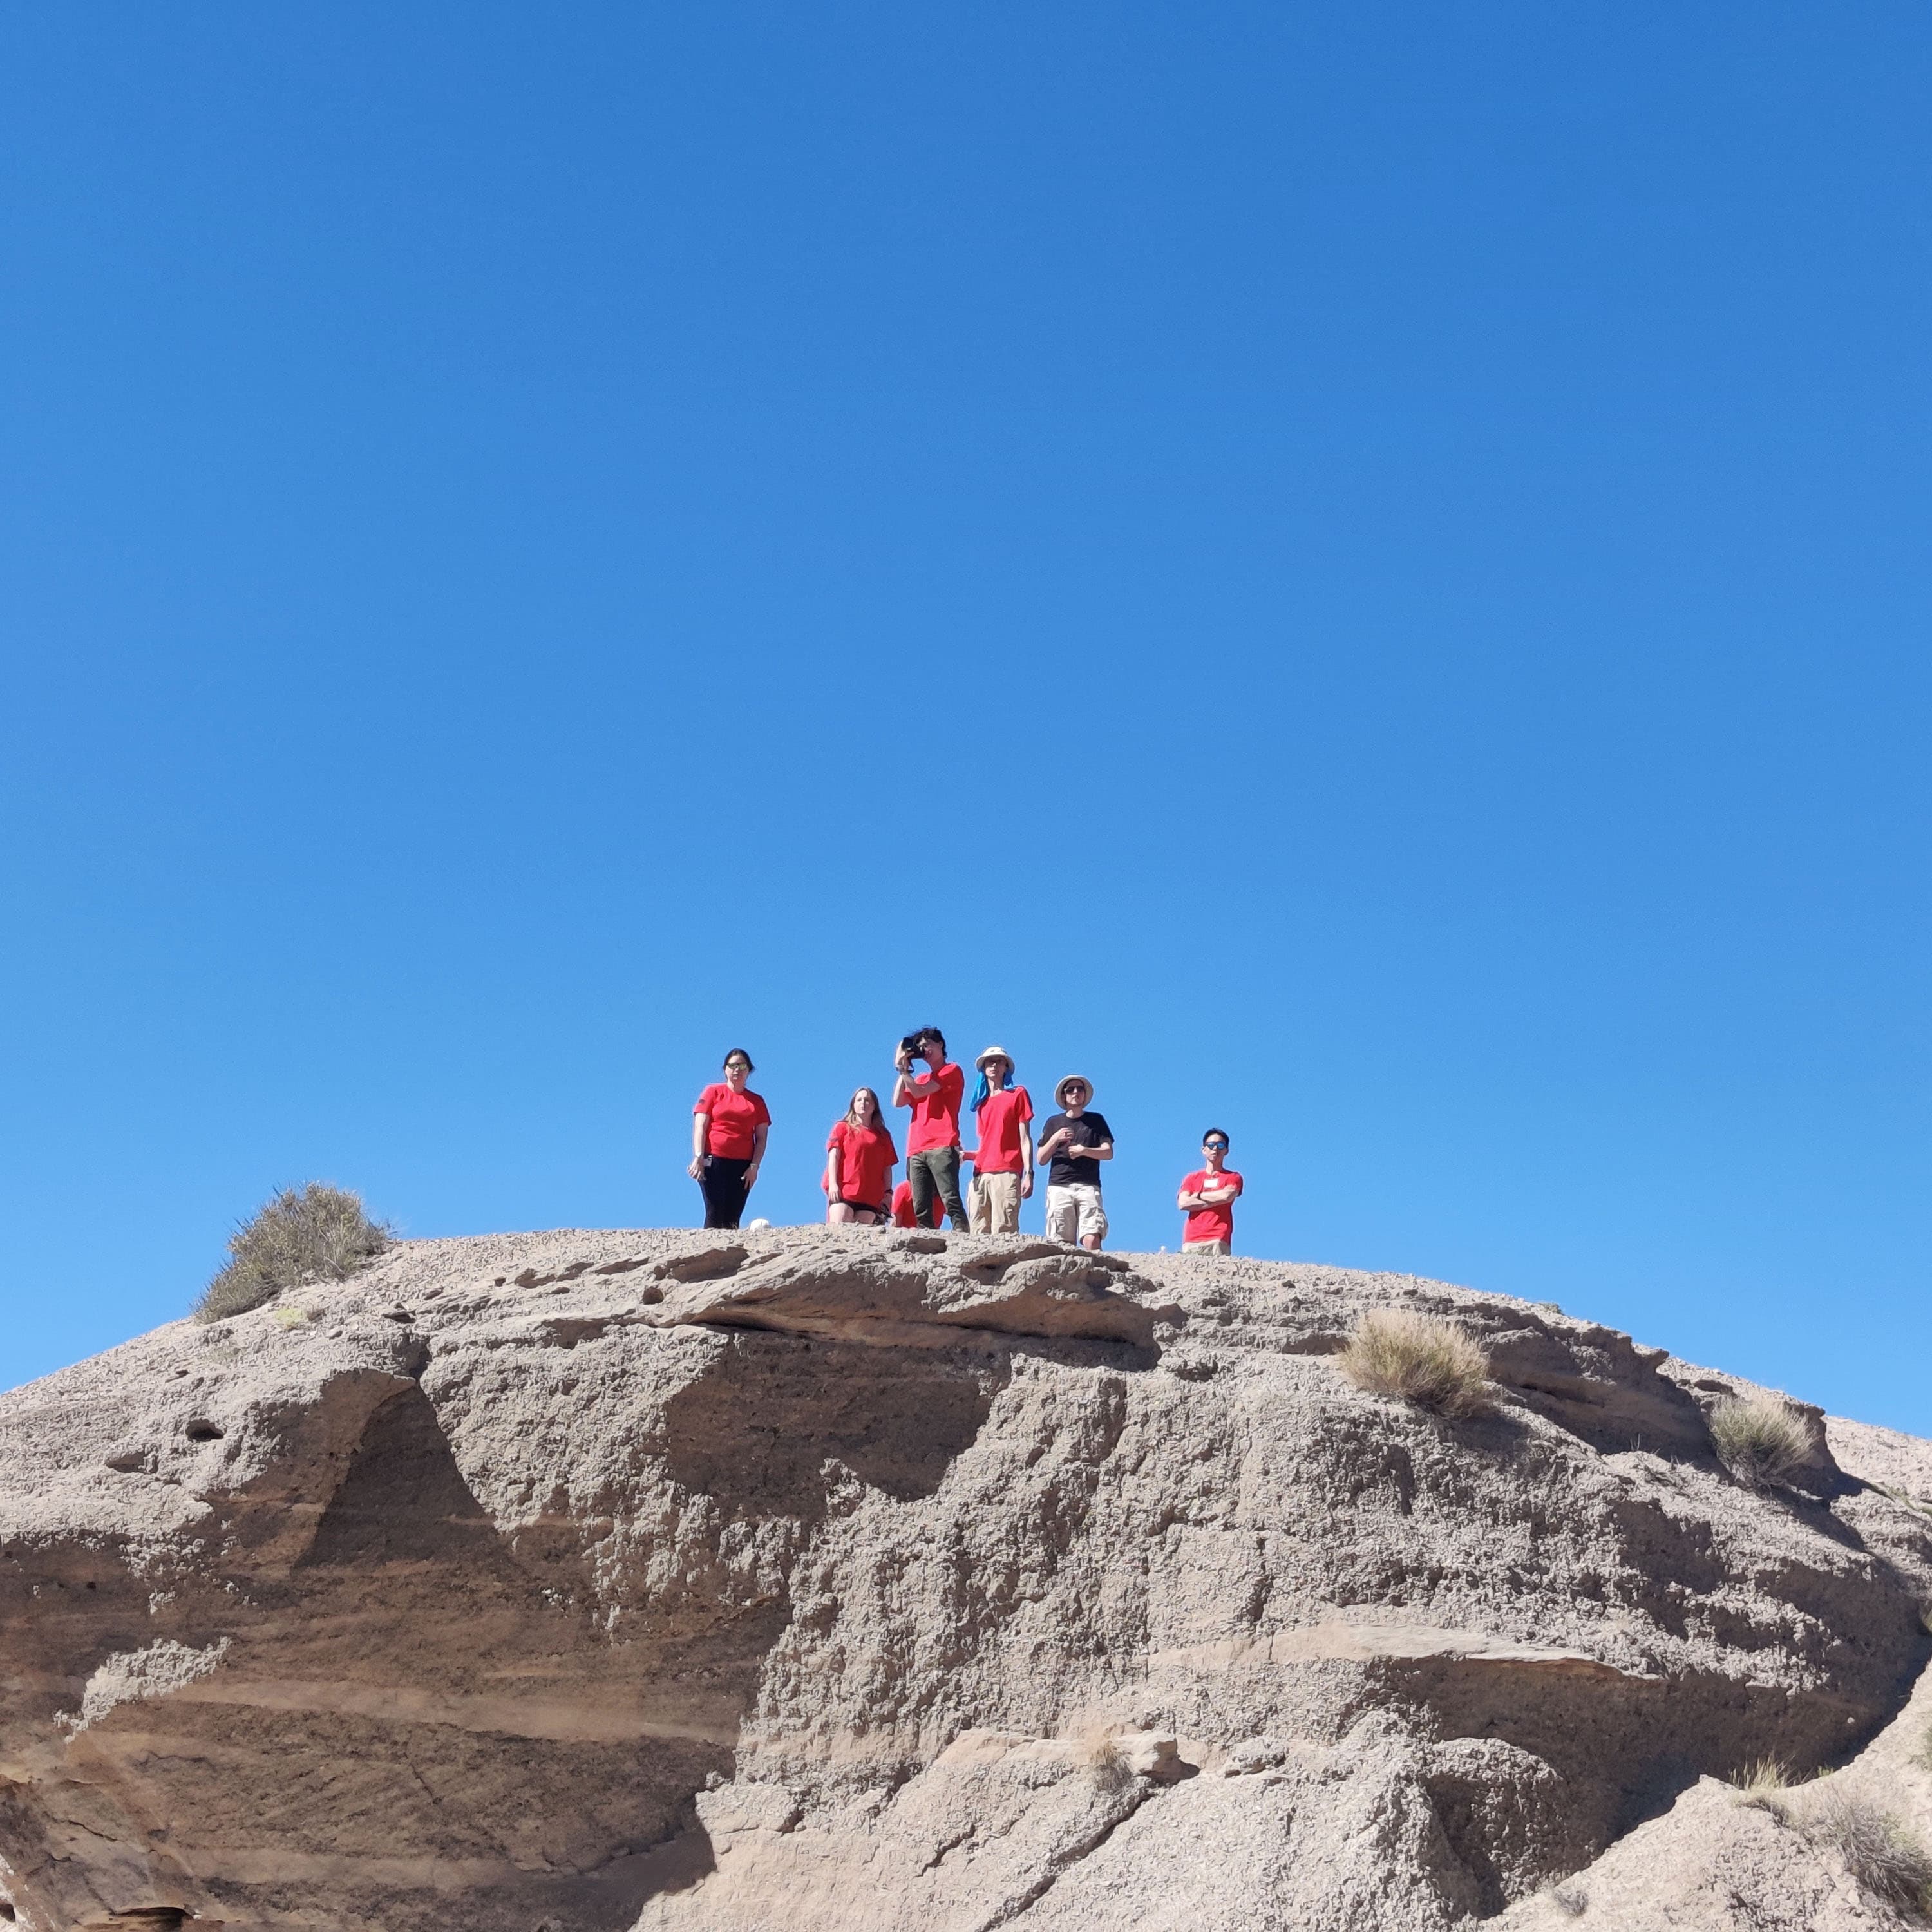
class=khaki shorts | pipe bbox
[1046,1182,1107,1244]
[969,1171,1024,1233]
[1182,1238,1230,1256]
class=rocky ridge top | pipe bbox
[1,1227,1927,1930]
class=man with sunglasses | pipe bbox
[1037,1074,1112,1250]
[1177,1130,1242,1255]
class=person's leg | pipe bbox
[1077,1186,1108,1252]
[1045,1185,1077,1243]
[932,1147,969,1231]
[908,1153,936,1228]
[969,1173,992,1232]
[828,1200,856,1224]
[717,1157,752,1228]
[998,1173,1023,1233]
[701,1157,746,1229]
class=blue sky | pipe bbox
[3,5,1926,1430]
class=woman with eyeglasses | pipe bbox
[824,1086,897,1226]
[689,1050,770,1229]
[1177,1129,1242,1255]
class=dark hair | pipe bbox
[1202,1127,1229,1144]
[723,1048,755,1073]
[916,1027,945,1055]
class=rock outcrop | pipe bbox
[1,1228,1927,1930]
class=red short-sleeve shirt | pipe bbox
[904,1063,965,1153]
[694,1083,770,1160]
[1181,1168,1242,1244]
[970,1086,1035,1175]
[825,1121,898,1209]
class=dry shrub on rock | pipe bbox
[1335,1309,1491,1417]
[1801,1784,1932,1918]
[1708,1392,1810,1490]
[1732,1757,1792,1814]
[195,1184,392,1323]
[1081,1735,1135,1795]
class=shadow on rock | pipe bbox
[665,1331,1005,1521]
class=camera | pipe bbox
[900,1032,930,1061]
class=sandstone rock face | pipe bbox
[1,1228,1927,1930]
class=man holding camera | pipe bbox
[893,1028,969,1233]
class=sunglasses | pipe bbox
[1204,1139,1229,1150]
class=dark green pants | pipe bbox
[907,1148,968,1231]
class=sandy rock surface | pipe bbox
[1,1226,1927,1930]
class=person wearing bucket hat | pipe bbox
[1037,1075,1113,1249]
[963,1045,1034,1233]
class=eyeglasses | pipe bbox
[1204,1139,1228,1150]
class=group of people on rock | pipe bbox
[688,1030,1244,1254]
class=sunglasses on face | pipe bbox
[1204,1140,1228,1150]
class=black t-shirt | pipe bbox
[1040,1112,1113,1190]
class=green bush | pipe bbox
[194,1184,392,1323]
[1335,1309,1491,1418]
[1708,1393,1811,1490]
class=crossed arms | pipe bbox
[1176,1177,1237,1211]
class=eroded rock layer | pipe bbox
[1,1229,1927,1930]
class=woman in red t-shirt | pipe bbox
[689,1049,770,1229]
[824,1087,898,1226]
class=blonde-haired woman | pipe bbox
[824,1086,898,1226]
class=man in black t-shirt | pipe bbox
[1037,1074,1113,1250]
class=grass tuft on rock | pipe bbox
[1335,1309,1491,1418]
[1732,1757,1792,1815]
[1708,1393,1811,1490]
[1801,1785,1932,1918]
[194,1184,392,1323]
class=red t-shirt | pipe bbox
[824,1121,897,1209]
[694,1083,770,1160]
[904,1063,965,1153]
[970,1086,1034,1175]
[1181,1167,1242,1244]
[891,1180,943,1229]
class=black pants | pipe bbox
[907,1147,968,1231]
[699,1155,753,1229]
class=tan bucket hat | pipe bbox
[974,1043,1015,1070]
[1055,1073,1094,1106]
